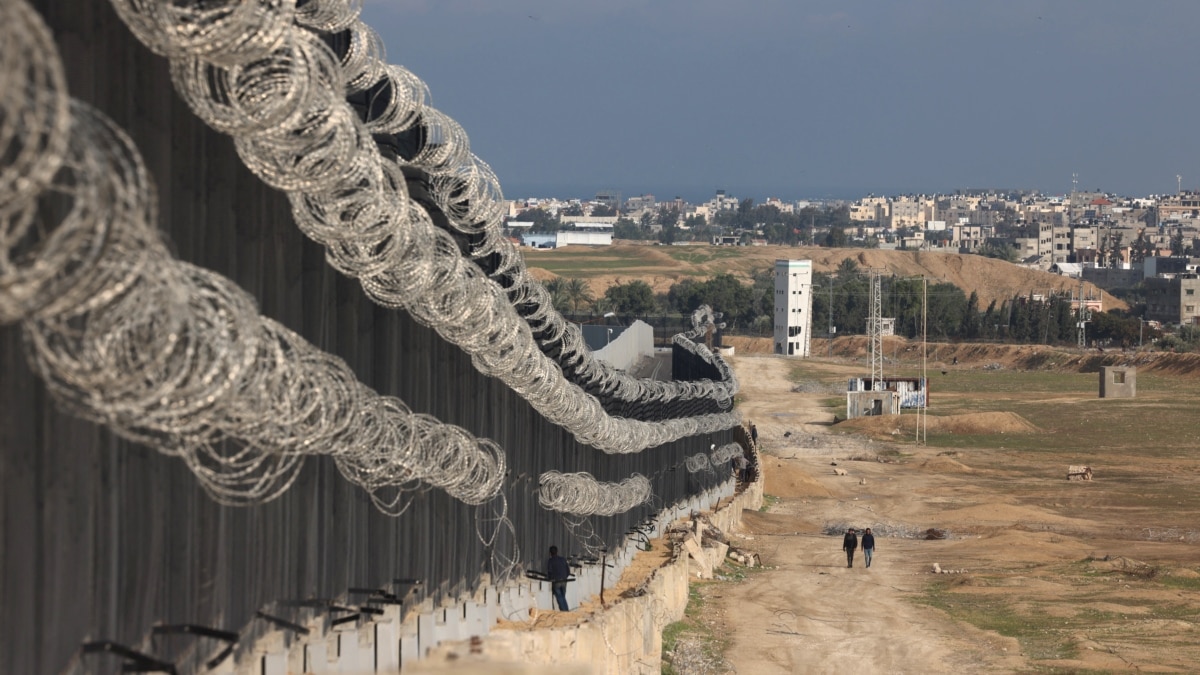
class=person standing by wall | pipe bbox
[861,527,876,568]
[842,528,858,568]
[750,423,759,445]
[547,546,571,610]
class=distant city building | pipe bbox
[1156,191,1200,223]
[594,190,622,211]
[562,215,618,227]
[1144,274,1200,325]
[624,194,656,212]
[773,259,814,357]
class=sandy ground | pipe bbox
[705,355,1024,674]
[705,352,1200,674]
[489,344,1200,672]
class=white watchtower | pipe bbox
[774,259,814,357]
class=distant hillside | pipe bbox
[523,243,1125,311]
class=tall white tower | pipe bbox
[774,259,814,357]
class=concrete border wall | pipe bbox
[195,480,748,674]
[419,463,764,674]
[591,320,656,372]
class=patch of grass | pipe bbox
[715,559,769,582]
[897,368,1200,459]
[1158,576,1200,591]
[918,580,1080,661]
[820,396,845,411]
[660,247,747,265]
[661,584,729,675]
[760,494,781,512]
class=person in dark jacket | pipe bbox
[547,546,571,610]
[750,423,759,445]
[842,528,858,568]
[861,528,876,568]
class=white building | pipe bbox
[556,231,613,247]
[773,259,814,357]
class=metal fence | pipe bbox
[0,3,738,673]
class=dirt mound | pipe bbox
[839,411,1038,438]
[722,335,772,354]
[920,456,976,473]
[972,528,1092,563]
[741,510,822,535]
[524,244,1124,311]
[761,456,832,498]
[938,504,1084,530]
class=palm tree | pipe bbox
[564,278,595,313]
[544,277,571,313]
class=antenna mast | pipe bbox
[869,270,883,388]
[1070,172,1078,225]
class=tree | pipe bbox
[977,241,1018,263]
[543,277,570,312]
[1131,230,1153,264]
[823,226,848,248]
[658,206,680,229]
[613,217,642,240]
[667,278,701,314]
[591,204,617,217]
[836,258,860,276]
[1089,310,1141,347]
[961,291,981,339]
[519,208,562,232]
[1171,226,1187,256]
[564,278,594,313]
[604,280,658,317]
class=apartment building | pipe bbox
[1143,274,1200,325]
[888,198,924,230]
[850,197,888,226]
[1157,191,1200,223]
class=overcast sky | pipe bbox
[363,1,1200,203]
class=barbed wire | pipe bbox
[684,453,713,473]
[0,2,510,512]
[710,442,742,465]
[537,471,652,517]
[105,0,742,454]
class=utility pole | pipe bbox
[827,277,834,358]
[920,277,928,445]
[1076,277,1091,349]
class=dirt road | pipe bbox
[712,355,1025,674]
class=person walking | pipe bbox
[861,527,876,568]
[547,546,570,611]
[842,528,858,568]
[750,423,759,445]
